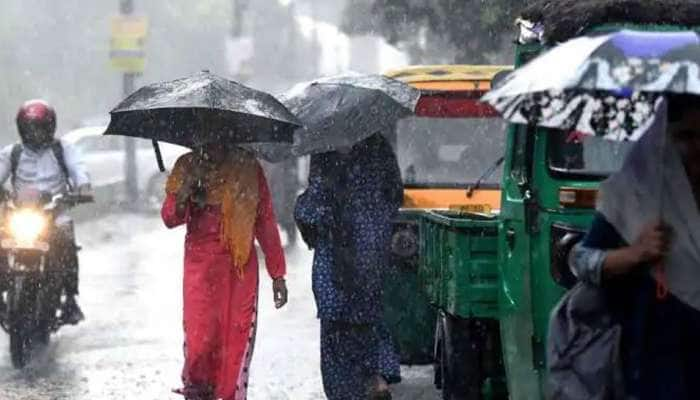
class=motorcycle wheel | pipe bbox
[10,330,29,368]
[36,273,62,344]
[7,274,40,369]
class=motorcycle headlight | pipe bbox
[9,209,47,244]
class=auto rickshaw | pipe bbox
[380,65,512,365]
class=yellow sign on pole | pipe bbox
[110,15,148,73]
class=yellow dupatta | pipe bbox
[166,149,260,276]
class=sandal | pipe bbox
[369,390,392,400]
[173,385,214,400]
[368,375,392,400]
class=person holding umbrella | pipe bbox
[288,74,419,400]
[562,95,700,398]
[104,71,301,400]
[162,144,288,400]
[295,133,403,400]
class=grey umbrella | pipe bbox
[104,71,302,167]
[315,72,420,111]
[280,73,420,156]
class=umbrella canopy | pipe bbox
[280,73,420,156]
[104,71,302,160]
[483,29,700,140]
[315,72,420,111]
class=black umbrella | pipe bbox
[280,73,420,156]
[104,71,302,168]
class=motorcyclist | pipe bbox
[0,99,91,325]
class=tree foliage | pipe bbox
[341,0,522,64]
[523,0,700,43]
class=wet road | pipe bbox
[0,214,439,399]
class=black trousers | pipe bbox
[50,220,80,296]
[609,275,700,400]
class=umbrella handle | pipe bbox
[191,148,207,208]
[152,140,166,172]
[655,262,669,301]
[656,106,668,302]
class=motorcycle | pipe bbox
[0,189,93,368]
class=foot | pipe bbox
[61,296,84,325]
[173,385,214,400]
[368,375,392,400]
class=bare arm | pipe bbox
[601,247,646,279]
[570,220,670,285]
[603,220,670,279]
[254,167,288,308]
[255,167,286,280]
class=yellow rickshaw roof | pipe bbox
[384,65,513,91]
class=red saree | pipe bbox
[162,166,285,400]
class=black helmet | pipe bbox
[16,99,57,149]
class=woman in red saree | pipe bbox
[161,147,288,400]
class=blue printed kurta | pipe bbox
[295,135,402,323]
[295,134,403,398]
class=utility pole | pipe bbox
[229,0,252,83]
[120,0,139,208]
[231,0,248,38]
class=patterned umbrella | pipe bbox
[483,29,700,140]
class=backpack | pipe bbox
[10,140,72,190]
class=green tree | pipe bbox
[341,0,521,64]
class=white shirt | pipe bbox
[0,140,91,195]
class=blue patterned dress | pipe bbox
[295,134,403,399]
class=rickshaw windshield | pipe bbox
[395,116,506,187]
[547,130,634,179]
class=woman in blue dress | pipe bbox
[295,133,403,400]
[569,96,700,399]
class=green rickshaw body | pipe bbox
[383,209,437,365]
[421,118,601,398]
[419,211,500,319]
[499,123,600,399]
